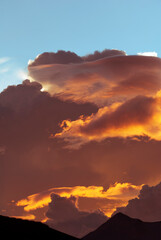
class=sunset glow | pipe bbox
[2,0,161,237]
[55,93,161,148]
[15,183,142,220]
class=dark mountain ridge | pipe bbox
[1,213,161,240]
[82,212,161,240]
[0,215,78,240]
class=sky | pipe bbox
[1,0,161,91]
[1,0,161,238]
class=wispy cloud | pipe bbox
[0,67,9,74]
[0,57,10,65]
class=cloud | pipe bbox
[0,67,9,74]
[137,52,158,57]
[113,182,161,222]
[28,49,126,67]
[28,53,161,106]
[81,49,126,62]
[28,50,161,149]
[55,94,161,148]
[29,51,83,66]
[1,78,161,222]
[0,80,98,217]
[14,183,141,222]
[0,57,10,65]
[46,193,108,238]
[11,214,35,220]
[2,50,161,231]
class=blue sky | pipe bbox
[1,0,161,91]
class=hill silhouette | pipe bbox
[82,212,161,240]
[2,213,161,240]
[0,215,78,240]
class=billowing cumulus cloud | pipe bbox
[113,182,161,222]
[29,49,126,66]
[0,80,98,216]
[2,49,161,231]
[46,194,107,238]
[29,51,83,66]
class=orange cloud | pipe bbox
[54,94,161,148]
[16,195,51,212]
[28,52,161,149]
[28,55,161,106]
[11,214,35,220]
[28,51,161,149]
[15,183,142,220]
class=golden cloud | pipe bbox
[15,183,142,219]
[11,214,35,220]
[54,93,161,148]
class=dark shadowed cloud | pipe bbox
[113,182,161,222]
[82,49,126,62]
[0,80,98,214]
[29,51,83,66]
[46,193,107,238]
[29,49,126,66]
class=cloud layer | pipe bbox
[15,183,142,218]
[55,95,161,148]
[113,182,161,222]
[2,49,161,233]
[28,50,161,149]
[1,79,161,221]
[28,52,161,106]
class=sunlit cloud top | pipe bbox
[27,50,161,148]
[137,52,158,57]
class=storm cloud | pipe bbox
[113,182,161,222]
[46,193,107,238]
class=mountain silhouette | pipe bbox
[82,212,161,240]
[2,213,161,240]
[0,215,78,240]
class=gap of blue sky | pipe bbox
[0,0,161,91]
